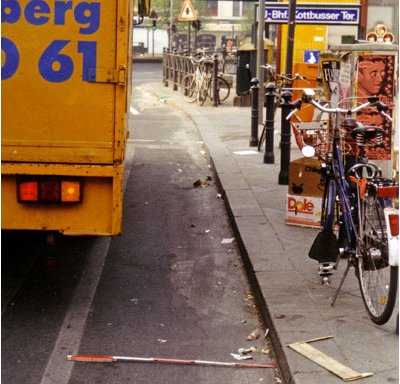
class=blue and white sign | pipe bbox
[265,3,360,25]
[304,50,320,64]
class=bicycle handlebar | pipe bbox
[260,65,307,82]
[286,89,392,122]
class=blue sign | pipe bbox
[265,3,360,25]
[304,50,320,64]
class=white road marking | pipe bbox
[40,237,111,384]
[130,106,139,115]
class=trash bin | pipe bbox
[236,39,274,95]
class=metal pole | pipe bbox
[264,82,275,163]
[285,0,297,79]
[256,0,265,125]
[187,21,191,54]
[173,49,178,91]
[250,78,259,147]
[68,354,276,369]
[152,28,155,57]
[169,0,174,50]
[213,53,219,107]
[278,91,292,185]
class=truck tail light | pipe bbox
[388,214,399,236]
[18,178,82,204]
[18,180,39,202]
[61,180,82,202]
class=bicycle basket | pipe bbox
[292,120,354,158]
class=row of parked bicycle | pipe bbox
[180,55,231,106]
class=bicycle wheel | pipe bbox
[357,193,398,324]
[182,74,197,103]
[197,77,209,106]
[216,76,230,102]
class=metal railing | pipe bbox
[162,48,235,91]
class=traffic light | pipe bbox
[191,20,202,31]
[172,24,177,33]
[152,20,156,30]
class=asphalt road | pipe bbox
[2,62,281,383]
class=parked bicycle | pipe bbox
[181,56,230,106]
[257,65,323,152]
[288,89,399,325]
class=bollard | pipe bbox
[278,91,293,185]
[249,78,259,147]
[163,48,168,87]
[173,49,178,91]
[264,83,276,163]
[213,54,219,107]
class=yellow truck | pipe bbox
[2,0,133,235]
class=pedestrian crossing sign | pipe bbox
[178,0,197,21]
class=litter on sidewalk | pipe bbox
[287,336,373,381]
[67,354,276,369]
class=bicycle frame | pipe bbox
[319,127,357,263]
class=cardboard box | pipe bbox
[285,194,322,228]
[289,157,323,198]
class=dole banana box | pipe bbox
[285,194,322,228]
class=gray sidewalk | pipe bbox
[139,81,399,384]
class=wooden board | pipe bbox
[288,337,373,382]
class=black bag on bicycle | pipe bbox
[308,230,339,262]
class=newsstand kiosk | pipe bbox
[329,43,398,178]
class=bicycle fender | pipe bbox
[384,207,399,267]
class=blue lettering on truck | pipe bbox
[1,0,100,81]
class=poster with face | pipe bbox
[355,53,395,160]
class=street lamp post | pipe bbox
[170,0,174,50]
[256,0,265,126]
[149,9,158,57]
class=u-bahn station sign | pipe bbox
[265,3,361,25]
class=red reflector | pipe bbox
[389,214,399,236]
[18,181,39,202]
[377,186,399,198]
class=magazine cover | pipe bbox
[320,53,341,107]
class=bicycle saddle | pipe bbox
[351,126,384,147]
